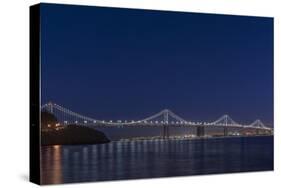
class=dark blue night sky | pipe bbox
[40,3,273,125]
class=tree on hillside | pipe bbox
[41,111,58,131]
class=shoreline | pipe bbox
[41,135,273,147]
[115,134,273,142]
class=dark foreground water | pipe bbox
[41,136,273,184]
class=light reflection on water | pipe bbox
[41,136,273,185]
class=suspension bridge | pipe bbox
[41,102,273,138]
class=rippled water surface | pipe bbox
[41,136,273,184]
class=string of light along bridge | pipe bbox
[41,102,273,131]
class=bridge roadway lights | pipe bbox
[196,126,205,137]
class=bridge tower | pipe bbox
[47,101,54,114]
[163,109,169,139]
[224,115,228,136]
[223,115,229,136]
[251,120,265,135]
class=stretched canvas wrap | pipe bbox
[30,3,274,185]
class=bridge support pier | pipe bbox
[163,125,169,139]
[196,126,205,137]
[256,129,264,135]
[223,127,228,137]
[255,129,260,135]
